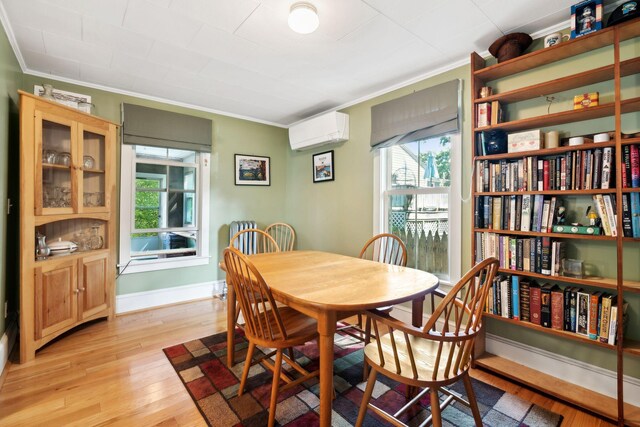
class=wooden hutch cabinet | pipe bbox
[19,90,117,362]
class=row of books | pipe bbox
[475,148,614,192]
[474,194,567,234]
[486,276,627,345]
[476,101,503,128]
[621,143,640,188]
[475,232,565,276]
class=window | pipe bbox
[119,145,210,274]
[376,134,461,284]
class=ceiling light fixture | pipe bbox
[288,2,319,34]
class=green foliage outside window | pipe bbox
[135,178,161,236]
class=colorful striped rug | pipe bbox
[163,328,563,426]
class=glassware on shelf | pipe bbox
[42,149,57,164]
[74,230,90,252]
[57,152,71,166]
[83,155,95,169]
[89,225,104,250]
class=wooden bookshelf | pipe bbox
[485,313,616,349]
[471,20,640,425]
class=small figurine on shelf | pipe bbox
[586,206,600,227]
[556,206,567,225]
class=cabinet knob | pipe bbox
[74,289,80,294]
[79,287,85,292]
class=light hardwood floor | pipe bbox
[0,298,614,426]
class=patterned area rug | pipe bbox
[163,329,563,426]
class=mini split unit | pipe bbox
[288,111,349,151]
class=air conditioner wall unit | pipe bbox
[288,111,349,151]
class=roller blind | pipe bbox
[370,79,460,149]
[122,103,213,152]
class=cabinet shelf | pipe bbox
[474,97,640,133]
[34,212,110,226]
[474,227,616,241]
[474,141,615,161]
[485,313,616,349]
[35,248,109,265]
[83,168,105,174]
[621,137,640,146]
[474,19,640,82]
[624,340,640,356]
[495,267,622,291]
[622,188,640,193]
[43,163,71,171]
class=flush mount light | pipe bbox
[288,2,319,34]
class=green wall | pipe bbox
[17,76,290,295]
[0,21,22,339]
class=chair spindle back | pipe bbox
[230,229,280,255]
[265,223,296,251]
[223,247,288,343]
[359,233,407,266]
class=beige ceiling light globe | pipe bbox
[288,2,319,34]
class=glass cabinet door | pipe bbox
[80,125,107,212]
[37,112,76,214]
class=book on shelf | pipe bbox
[540,199,551,233]
[511,275,520,320]
[547,196,558,233]
[630,192,640,238]
[540,284,553,328]
[621,193,633,237]
[631,144,640,188]
[593,194,612,236]
[563,287,574,332]
[477,102,490,128]
[588,291,603,340]
[601,147,613,189]
[598,294,613,344]
[500,276,510,318]
[551,241,565,277]
[540,236,552,276]
[530,283,541,325]
[592,148,602,189]
[602,194,617,237]
[520,279,531,322]
[622,145,631,188]
[607,301,628,345]
[550,285,564,330]
[490,100,503,125]
[576,290,590,337]
[521,195,531,232]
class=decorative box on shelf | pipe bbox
[507,129,543,153]
[552,224,601,235]
[573,92,599,109]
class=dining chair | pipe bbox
[223,247,319,427]
[265,222,296,251]
[230,228,280,255]
[355,257,499,427]
[357,233,407,378]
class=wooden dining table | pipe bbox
[224,250,439,427]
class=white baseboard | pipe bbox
[486,333,640,407]
[1,320,18,377]
[116,280,225,314]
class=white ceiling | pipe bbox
[0,0,626,127]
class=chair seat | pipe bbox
[248,306,318,348]
[364,330,465,384]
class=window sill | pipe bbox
[118,255,210,275]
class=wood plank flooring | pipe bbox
[0,298,615,426]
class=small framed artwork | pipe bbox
[235,154,270,186]
[570,0,603,39]
[312,150,334,183]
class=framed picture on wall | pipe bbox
[312,150,334,183]
[235,154,270,186]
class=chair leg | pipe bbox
[429,387,442,427]
[238,341,255,396]
[364,316,372,344]
[355,368,378,427]
[268,350,283,427]
[234,301,241,325]
[287,347,295,361]
[462,372,483,427]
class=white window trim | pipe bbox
[373,133,461,286]
[118,145,210,275]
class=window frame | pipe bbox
[118,144,210,274]
[373,133,461,286]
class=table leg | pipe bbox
[411,295,425,327]
[226,284,236,367]
[318,311,337,427]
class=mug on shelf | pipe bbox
[544,32,570,48]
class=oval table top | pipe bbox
[248,250,439,312]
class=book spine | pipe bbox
[570,288,578,333]
[563,287,573,331]
[603,195,617,237]
[593,148,602,189]
[622,145,631,188]
[537,159,544,191]
[551,288,564,330]
[547,196,557,232]
[632,144,640,188]
[608,305,618,345]
[516,238,524,271]
[599,295,612,343]
[540,199,551,233]
[501,278,509,318]
[521,195,531,232]
[540,286,552,328]
[540,236,551,275]
[588,292,601,340]
[566,151,573,190]
[621,193,633,237]
[601,147,612,189]
[631,192,640,238]
[477,102,490,128]
[576,292,590,336]
[512,276,520,320]
[593,194,612,236]
[530,285,541,325]
[520,281,530,322]
[534,237,542,274]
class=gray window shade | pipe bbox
[122,103,213,152]
[370,79,460,149]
